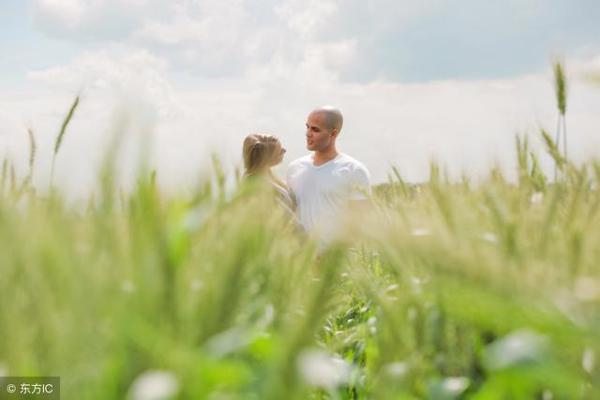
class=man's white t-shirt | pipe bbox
[287,153,371,243]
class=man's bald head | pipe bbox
[310,106,343,134]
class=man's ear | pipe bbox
[331,128,339,138]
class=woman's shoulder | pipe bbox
[271,180,290,198]
[271,181,295,210]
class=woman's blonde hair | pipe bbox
[243,134,282,177]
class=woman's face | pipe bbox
[270,140,286,166]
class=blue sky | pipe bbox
[1,0,600,194]
[1,2,76,86]
[351,0,600,81]
[3,1,600,83]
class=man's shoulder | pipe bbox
[336,153,369,173]
[336,154,371,195]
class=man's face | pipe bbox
[305,112,335,151]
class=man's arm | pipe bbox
[346,164,373,218]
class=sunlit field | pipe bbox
[1,67,599,399]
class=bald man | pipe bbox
[287,106,371,245]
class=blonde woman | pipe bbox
[242,133,295,215]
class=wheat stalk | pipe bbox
[553,61,567,117]
[27,127,37,180]
[50,95,80,186]
[552,60,568,180]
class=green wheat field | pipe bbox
[0,65,599,399]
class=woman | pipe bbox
[242,133,295,215]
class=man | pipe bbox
[287,106,371,245]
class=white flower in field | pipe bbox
[205,328,249,358]
[190,279,203,292]
[383,361,409,378]
[121,280,136,293]
[297,350,354,389]
[410,276,427,294]
[574,276,600,301]
[384,284,400,301]
[481,231,498,243]
[428,376,470,398]
[541,390,554,400]
[367,316,377,335]
[410,227,430,237]
[256,303,275,329]
[530,191,544,205]
[583,348,595,374]
[385,284,399,293]
[127,370,179,400]
[442,377,470,393]
[484,330,548,370]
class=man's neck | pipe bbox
[313,148,339,166]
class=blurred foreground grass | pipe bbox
[0,134,599,399]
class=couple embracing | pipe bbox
[243,106,371,245]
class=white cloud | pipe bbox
[27,48,171,102]
[136,14,212,46]
[244,39,357,88]
[3,47,599,202]
[30,0,360,79]
[29,0,600,83]
[0,110,31,174]
[7,1,600,200]
[135,1,248,46]
[275,0,340,37]
[32,0,85,30]
[32,0,168,39]
[4,48,176,197]
[131,1,256,74]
